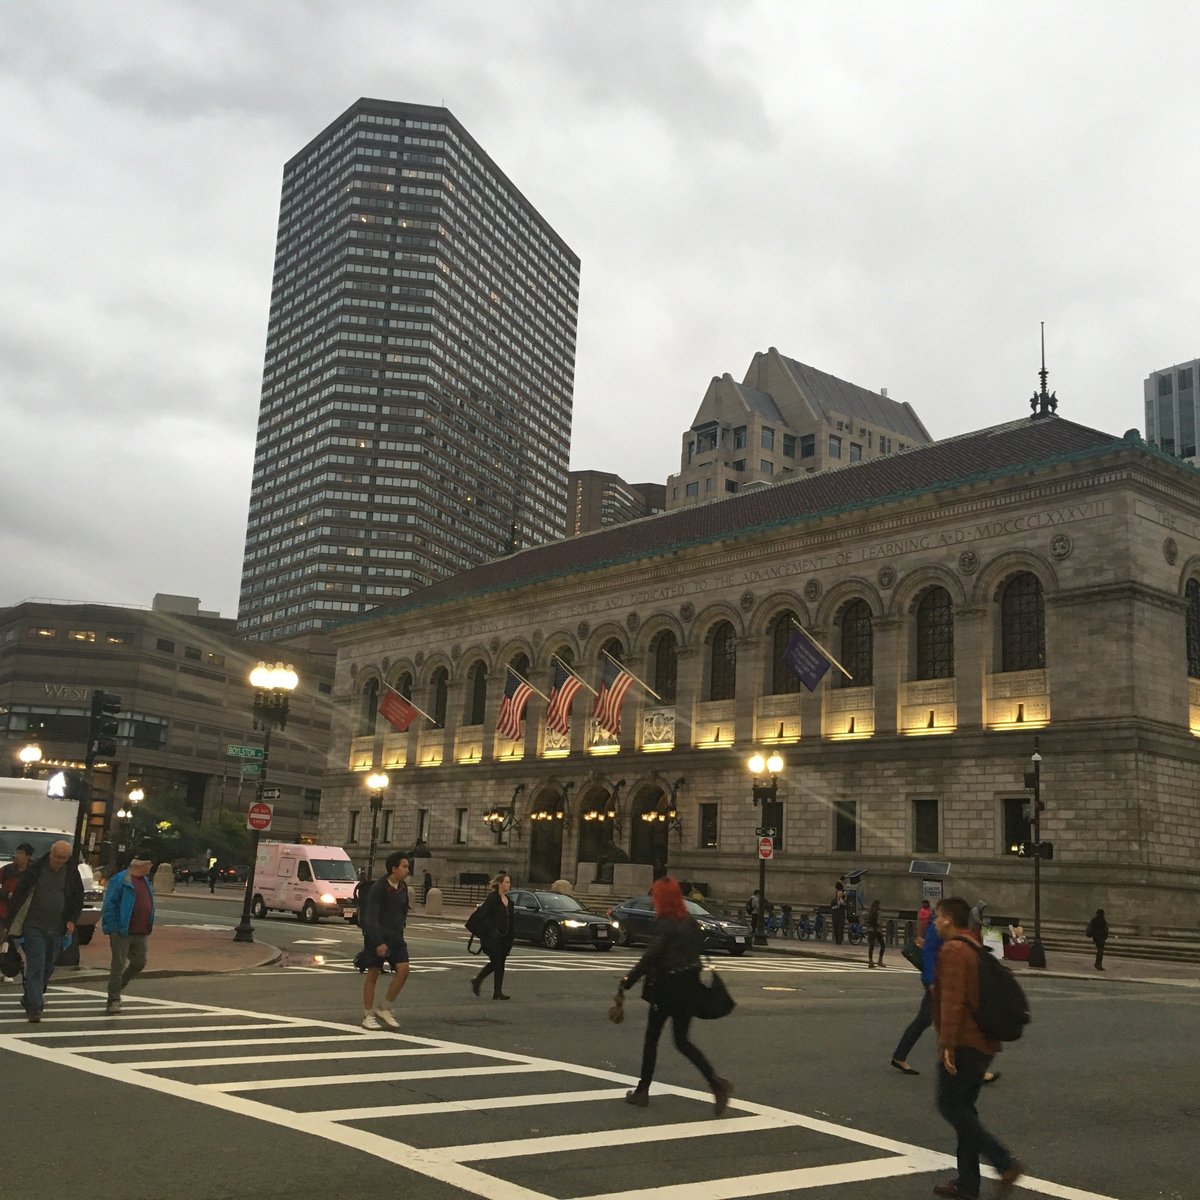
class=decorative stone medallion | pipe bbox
[1164,536,1179,565]
[740,591,755,612]
[804,578,822,602]
[877,565,896,589]
[414,650,425,667]
[577,621,590,640]
[958,550,980,575]
[1049,533,1072,560]
[626,611,640,631]
[450,643,461,661]
[679,602,695,622]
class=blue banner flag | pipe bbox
[783,627,832,692]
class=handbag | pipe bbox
[464,905,487,936]
[608,988,626,1025]
[694,966,736,1020]
[901,940,924,970]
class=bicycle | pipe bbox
[793,910,826,941]
[847,918,866,946]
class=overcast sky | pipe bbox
[2,2,1197,618]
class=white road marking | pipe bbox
[130,1044,460,1070]
[0,987,1122,1200]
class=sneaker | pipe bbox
[624,1090,649,1107]
[932,1182,976,1199]
[712,1077,734,1116]
[361,1012,382,1030]
[27,1011,41,1024]
[105,1000,121,1015]
[493,992,511,1001]
[373,1007,399,1028]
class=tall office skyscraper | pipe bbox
[238,99,580,639]
[1145,359,1200,463]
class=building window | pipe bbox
[880,435,893,453]
[1188,580,1200,678]
[915,587,955,680]
[838,600,873,686]
[685,482,699,498]
[725,480,738,493]
[849,443,862,462]
[358,678,379,736]
[454,807,469,844]
[302,788,321,819]
[761,427,775,451]
[734,426,747,449]
[732,459,745,472]
[396,672,413,700]
[156,638,175,653]
[381,809,394,843]
[913,797,939,854]
[783,435,796,458]
[184,645,202,660]
[651,631,678,704]
[834,800,858,852]
[760,459,774,475]
[207,652,225,666]
[699,803,718,848]
[318,682,333,695]
[999,572,1045,672]
[769,610,802,695]
[416,808,430,843]
[348,810,360,844]
[1181,368,1194,390]
[1159,373,1174,396]
[800,434,815,458]
[105,632,130,645]
[464,661,487,726]
[1003,797,1032,854]
[828,435,842,459]
[27,627,57,639]
[68,630,96,643]
[430,667,449,726]
[708,620,737,701]
[705,477,713,492]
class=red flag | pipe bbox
[378,689,417,733]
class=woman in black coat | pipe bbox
[1087,908,1109,971]
[619,875,732,1114]
[471,872,514,1000]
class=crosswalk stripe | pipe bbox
[209,1062,542,1092]
[311,1087,629,1121]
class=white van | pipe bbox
[0,777,103,942]
[250,843,358,923]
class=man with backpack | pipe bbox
[931,896,1024,1199]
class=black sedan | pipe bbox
[509,889,617,951]
[609,895,752,955]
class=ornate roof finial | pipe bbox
[1030,322,1058,419]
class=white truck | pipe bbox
[250,843,359,923]
[0,777,103,943]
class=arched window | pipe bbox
[430,667,449,727]
[464,661,487,726]
[396,672,413,700]
[999,572,1045,672]
[709,621,736,700]
[769,610,802,695]
[915,587,955,680]
[1187,580,1200,679]
[839,600,873,686]
[510,651,530,677]
[358,678,379,735]
[650,631,678,703]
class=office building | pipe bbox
[568,471,666,535]
[1145,359,1200,462]
[667,348,932,509]
[238,99,580,640]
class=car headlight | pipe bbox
[319,893,336,905]
[611,920,621,929]
[562,919,587,928]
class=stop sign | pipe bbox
[758,835,773,860]
[247,801,274,832]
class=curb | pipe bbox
[60,943,284,981]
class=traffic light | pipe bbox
[87,689,122,764]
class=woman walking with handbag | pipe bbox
[470,872,514,1000]
[619,876,733,1114]
[866,899,886,967]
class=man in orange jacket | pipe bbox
[931,896,1023,1199]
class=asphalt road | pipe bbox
[3,896,1191,1200]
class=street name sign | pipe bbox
[247,801,274,832]
[758,836,774,860]
[227,744,265,760]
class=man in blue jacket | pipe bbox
[101,853,155,1015]
[890,916,942,1073]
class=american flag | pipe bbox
[496,667,534,741]
[545,659,583,735]
[592,656,635,737]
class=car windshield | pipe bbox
[537,894,584,912]
[0,831,61,861]
[311,859,356,881]
[684,899,722,917]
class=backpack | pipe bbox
[955,936,1031,1042]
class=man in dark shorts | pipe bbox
[359,852,411,1029]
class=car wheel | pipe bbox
[77,926,94,946]
[542,923,562,950]
[729,946,746,956]
[301,901,318,923]
[251,895,267,919]
[614,926,630,947]
[596,943,613,952]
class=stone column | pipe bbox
[734,633,765,744]
[674,645,702,749]
[954,606,987,730]
[872,617,901,735]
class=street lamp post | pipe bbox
[1025,738,1046,968]
[747,751,784,948]
[234,662,298,944]
[109,787,143,874]
[18,743,43,778]
[365,772,389,881]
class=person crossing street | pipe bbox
[358,852,411,1029]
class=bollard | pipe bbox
[424,887,443,916]
[551,878,573,895]
[153,863,176,895]
[885,918,897,945]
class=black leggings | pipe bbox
[637,1004,716,1090]
[474,950,507,996]
[868,930,885,961]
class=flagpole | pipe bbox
[601,647,662,701]
[552,654,598,697]
[509,667,552,705]
[789,617,854,681]
[381,682,440,726]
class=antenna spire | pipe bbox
[1030,322,1058,418]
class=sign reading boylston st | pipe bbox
[226,745,265,760]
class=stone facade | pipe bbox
[321,418,1200,929]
